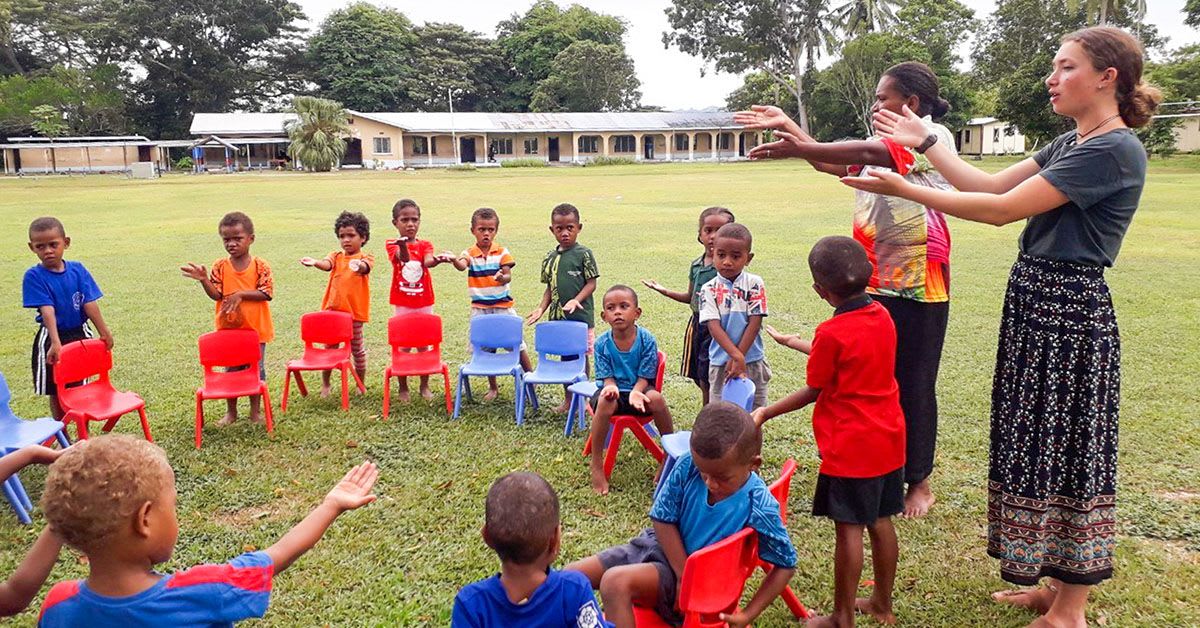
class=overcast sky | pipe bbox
[294,0,1200,110]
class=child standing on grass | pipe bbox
[699,223,770,409]
[452,472,610,627]
[753,236,906,628]
[449,207,531,400]
[37,435,377,627]
[587,285,673,495]
[526,203,600,413]
[642,206,736,406]
[23,217,114,421]
[180,211,274,426]
[0,444,65,617]
[386,198,452,402]
[301,211,373,395]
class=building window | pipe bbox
[964,130,972,144]
[613,135,636,153]
[578,136,599,154]
[674,133,690,151]
[718,133,732,150]
[524,138,538,154]
[494,138,513,155]
[412,137,428,155]
[993,128,1000,142]
[372,137,392,154]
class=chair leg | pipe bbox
[137,407,153,442]
[527,383,539,411]
[55,430,70,448]
[630,423,666,463]
[452,374,464,420]
[9,475,32,512]
[340,364,350,411]
[2,478,30,525]
[780,584,810,619]
[75,413,89,441]
[441,368,452,416]
[261,386,274,435]
[293,370,309,397]
[603,423,623,479]
[514,375,524,425]
[382,372,391,420]
[101,416,119,433]
[564,393,577,437]
[463,376,473,403]
[281,368,292,414]
[195,394,204,449]
[351,366,367,393]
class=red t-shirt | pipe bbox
[806,299,905,478]
[385,238,435,307]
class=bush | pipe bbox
[583,156,636,167]
[446,163,476,172]
[499,158,548,168]
[174,155,194,170]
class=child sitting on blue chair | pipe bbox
[587,285,674,495]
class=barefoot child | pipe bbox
[448,208,531,400]
[526,203,600,413]
[300,211,373,395]
[0,444,65,617]
[753,236,906,627]
[699,223,770,409]
[181,211,273,426]
[568,402,795,627]
[587,285,673,495]
[23,217,114,421]
[386,199,451,402]
[37,435,378,625]
[452,472,610,627]
[642,206,735,405]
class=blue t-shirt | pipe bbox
[38,552,273,628]
[22,261,102,332]
[697,271,768,366]
[594,326,659,391]
[451,569,610,628]
[649,454,797,568]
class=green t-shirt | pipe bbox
[688,254,717,313]
[540,244,600,327]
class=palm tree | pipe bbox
[1067,0,1147,25]
[832,0,901,37]
[285,96,350,172]
[790,0,839,132]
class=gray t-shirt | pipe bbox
[1021,128,1147,267]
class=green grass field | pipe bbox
[1,157,1198,627]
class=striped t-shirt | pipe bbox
[463,243,516,308]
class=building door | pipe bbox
[548,137,560,162]
[13,149,22,173]
[460,138,476,163]
[643,136,654,160]
[738,134,746,157]
[343,139,363,166]
[138,145,152,162]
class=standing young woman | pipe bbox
[736,61,955,518]
[844,27,1160,628]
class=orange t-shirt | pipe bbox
[321,251,373,322]
[209,256,274,343]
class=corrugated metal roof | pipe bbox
[965,117,1000,126]
[0,140,154,149]
[7,135,150,143]
[190,113,297,136]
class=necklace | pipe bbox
[1077,113,1121,139]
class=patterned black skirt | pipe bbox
[987,254,1120,586]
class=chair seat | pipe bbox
[568,381,598,397]
[524,361,585,385]
[662,431,692,458]
[0,417,66,450]
[199,370,263,399]
[631,605,673,627]
[389,353,448,377]
[59,387,144,420]
[459,353,522,377]
[286,348,349,371]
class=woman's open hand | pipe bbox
[746,130,806,161]
[734,105,791,130]
[873,105,929,148]
[840,169,911,196]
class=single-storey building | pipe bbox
[956,117,1027,155]
[190,111,762,169]
[186,113,296,170]
[1157,112,1200,152]
[0,135,170,174]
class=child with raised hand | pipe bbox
[386,198,452,402]
[300,211,374,396]
[0,445,65,617]
[642,206,735,406]
[567,402,796,628]
[37,435,378,627]
[587,285,674,495]
[452,472,611,628]
[24,217,114,421]
[448,207,531,401]
[526,203,600,413]
[181,211,274,426]
[698,223,770,409]
[753,236,906,628]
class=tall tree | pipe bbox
[406,23,516,112]
[831,0,902,37]
[285,95,349,172]
[808,32,930,139]
[665,0,838,133]
[30,103,65,171]
[895,0,975,70]
[306,3,418,112]
[1187,0,1200,28]
[0,64,127,136]
[530,40,641,112]
[726,71,800,114]
[1066,0,1146,25]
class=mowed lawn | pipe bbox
[1,158,1198,627]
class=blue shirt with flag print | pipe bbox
[698,270,768,366]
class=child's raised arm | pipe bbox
[641,279,691,305]
[300,257,333,271]
[264,462,378,575]
[448,252,469,272]
[0,528,62,617]
[0,445,63,484]
[766,325,812,354]
[180,263,222,302]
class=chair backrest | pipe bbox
[198,329,261,370]
[468,314,523,352]
[676,527,759,620]
[720,376,756,411]
[300,310,353,347]
[767,458,798,524]
[651,350,666,390]
[389,313,443,352]
[533,320,588,357]
[55,339,112,388]
[0,371,14,420]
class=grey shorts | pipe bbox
[597,528,682,626]
[708,358,771,409]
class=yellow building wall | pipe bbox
[348,117,404,166]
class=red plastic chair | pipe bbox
[195,329,273,448]
[280,311,366,413]
[383,313,452,417]
[765,459,810,620]
[55,339,152,442]
[632,527,760,627]
[582,351,667,479]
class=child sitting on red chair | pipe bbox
[300,211,374,395]
[587,285,674,495]
[567,402,796,627]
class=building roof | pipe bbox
[965,117,1000,126]
[190,113,297,136]
[5,135,151,143]
[0,139,155,150]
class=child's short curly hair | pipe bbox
[335,211,370,243]
[41,435,174,553]
[219,211,254,234]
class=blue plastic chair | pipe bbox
[721,376,757,411]
[0,371,70,524]
[653,430,693,501]
[565,381,597,436]
[454,315,530,423]
[524,321,589,432]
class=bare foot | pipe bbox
[397,388,410,403]
[855,596,896,625]
[992,588,1055,615]
[804,614,850,627]
[319,384,331,399]
[590,464,609,495]
[420,386,434,401]
[483,388,499,402]
[217,413,237,427]
[248,411,265,425]
[1025,616,1085,628]
[553,401,571,414]
[903,480,936,518]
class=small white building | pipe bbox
[1156,112,1200,152]
[956,117,1027,155]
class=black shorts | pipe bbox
[597,528,682,626]
[589,389,653,417]
[813,467,905,525]
[31,325,91,396]
[680,312,712,387]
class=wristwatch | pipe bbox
[916,133,938,154]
